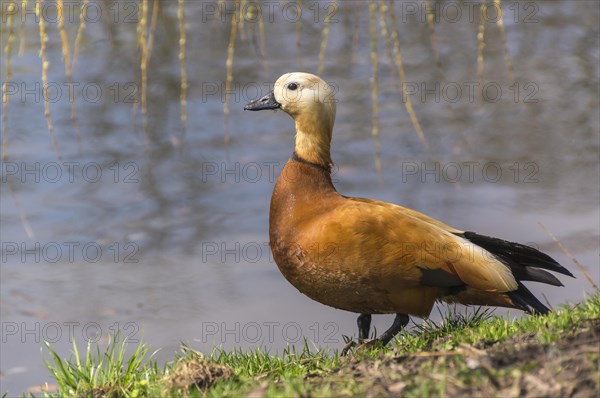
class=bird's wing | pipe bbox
[349,197,463,233]
[314,197,518,293]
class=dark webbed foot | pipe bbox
[341,313,409,356]
[357,313,372,341]
[379,313,409,345]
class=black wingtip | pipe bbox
[461,231,574,279]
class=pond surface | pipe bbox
[1,0,598,394]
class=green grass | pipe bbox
[43,334,159,397]
[27,291,600,397]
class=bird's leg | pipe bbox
[357,313,410,351]
[341,313,372,356]
[342,314,409,355]
[377,313,409,345]
[357,313,372,342]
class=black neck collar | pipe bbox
[291,151,331,174]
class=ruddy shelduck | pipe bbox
[244,72,573,349]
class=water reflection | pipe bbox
[1,0,598,394]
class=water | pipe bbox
[1,0,598,394]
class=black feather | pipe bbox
[507,281,550,314]
[460,231,574,278]
[519,267,564,286]
[457,231,574,314]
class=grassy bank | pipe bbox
[27,292,600,397]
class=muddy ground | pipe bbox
[307,319,600,397]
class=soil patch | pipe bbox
[323,319,600,397]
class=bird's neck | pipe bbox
[291,151,331,174]
[293,115,333,169]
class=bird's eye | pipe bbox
[287,83,298,91]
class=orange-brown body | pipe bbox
[270,158,519,317]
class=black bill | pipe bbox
[244,91,281,111]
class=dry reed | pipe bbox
[377,2,397,82]
[368,1,382,178]
[71,0,88,71]
[477,1,486,86]
[388,0,430,150]
[37,0,62,159]
[539,222,598,291]
[424,0,444,80]
[223,0,240,144]
[2,0,16,161]
[178,0,188,135]
[18,0,27,55]
[494,0,516,84]
[317,0,335,76]
[57,0,82,153]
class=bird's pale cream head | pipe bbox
[245,72,337,168]
[273,72,337,129]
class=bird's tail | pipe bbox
[458,231,575,314]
